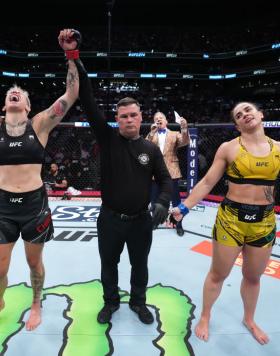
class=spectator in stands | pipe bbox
[198,151,208,179]
[44,162,68,191]
[75,58,172,325]
[0,29,79,331]
[171,102,280,345]
[146,111,189,236]
[44,161,81,197]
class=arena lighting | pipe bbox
[253,69,266,75]
[225,73,237,78]
[182,74,194,79]
[209,75,223,79]
[101,81,139,92]
[72,121,280,128]
[2,71,16,77]
[74,122,118,128]
[235,50,248,56]
[1,66,280,80]
[140,74,154,78]
[128,52,146,57]
[264,121,280,128]
[2,42,280,60]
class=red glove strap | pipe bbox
[65,50,79,60]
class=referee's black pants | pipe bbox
[97,206,153,306]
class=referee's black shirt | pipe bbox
[94,119,172,215]
[76,60,172,214]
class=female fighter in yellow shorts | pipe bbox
[172,102,280,345]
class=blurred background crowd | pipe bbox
[1,0,280,199]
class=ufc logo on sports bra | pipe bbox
[9,142,22,147]
[244,214,257,221]
[256,162,268,167]
[9,197,23,203]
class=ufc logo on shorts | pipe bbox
[244,214,256,221]
[10,197,23,203]
[9,142,22,147]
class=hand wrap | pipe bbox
[65,29,82,59]
[177,203,189,216]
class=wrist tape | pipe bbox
[178,203,189,216]
[65,50,79,60]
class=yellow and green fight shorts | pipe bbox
[212,198,276,248]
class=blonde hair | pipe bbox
[6,84,31,108]
[153,111,167,121]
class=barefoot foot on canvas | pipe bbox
[243,320,269,345]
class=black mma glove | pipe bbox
[152,203,169,229]
[167,213,179,227]
[71,30,82,48]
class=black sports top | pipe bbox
[0,120,45,165]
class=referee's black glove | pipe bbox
[152,203,169,229]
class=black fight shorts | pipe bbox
[0,186,54,244]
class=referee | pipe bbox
[73,52,172,325]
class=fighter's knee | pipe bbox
[209,270,228,283]
[0,257,11,276]
[242,272,261,285]
[26,256,42,270]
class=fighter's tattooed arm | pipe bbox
[32,60,79,136]
[48,99,68,120]
[66,62,79,90]
[47,62,79,120]
[264,186,274,203]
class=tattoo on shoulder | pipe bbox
[48,99,68,120]
[264,186,274,203]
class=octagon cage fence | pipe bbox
[43,121,280,205]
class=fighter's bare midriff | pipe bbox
[226,182,274,205]
[0,164,43,192]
